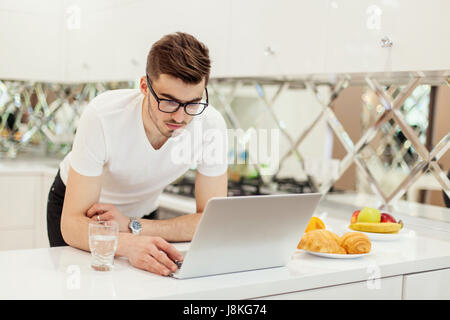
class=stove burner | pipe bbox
[271,177,314,194]
[164,177,196,197]
[228,177,268,197]
[164,175,315,198]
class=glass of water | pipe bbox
[88,220,119,271]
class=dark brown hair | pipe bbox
[146,32,211,85]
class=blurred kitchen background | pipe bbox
[0,0,449,250]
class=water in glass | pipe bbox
[89,221,119,271]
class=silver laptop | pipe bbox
[170,193,322,279]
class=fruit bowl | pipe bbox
[346,225,407,241]
[348,207,405,241]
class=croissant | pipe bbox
[298,229,346,254]
[339,232,371,254]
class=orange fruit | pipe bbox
[304,216,326,233]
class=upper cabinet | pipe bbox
[64,0,231,82]
[227,0,329,78]
[324,0,450,73]
[112,0,231,81]
[1,0,449,82]
[64,0,121,82]
[0,0,64,82]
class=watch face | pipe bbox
[131,220,141,230]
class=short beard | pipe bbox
[147,95,187,138]
[147,97,170,138]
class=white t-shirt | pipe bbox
[59,89,228,218]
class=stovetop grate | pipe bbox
[163,176,315,198]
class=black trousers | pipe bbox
[46,170,158,247]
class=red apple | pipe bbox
[380,213,396,223]
[350,210,360,224]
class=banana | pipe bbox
[349,222,402,234]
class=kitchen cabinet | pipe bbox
[64,1,119,83]
[117,0,231,81]
[228,0,328,78]
[324,0,450,73]
[403,268,450,300]
[0,169,55,250]
[255,275,403,300]
[1,0,231,82]
[64,0,231,82]
[2,1,450,82]
[0,174,39,229]
[0,230,34,250]
[0,0,64,82]
[0,174,40,250]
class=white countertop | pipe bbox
[0,157,59,175]
[1,195,450,300]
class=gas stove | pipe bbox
[270,177,315,194]
[163,175,315,198]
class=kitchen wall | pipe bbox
[1,78,447,207]
[331,86,364,191]
[219,85,329,181]
[332,84,449,206]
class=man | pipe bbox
[47,32,228,276]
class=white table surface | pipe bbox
[1,194,450,300]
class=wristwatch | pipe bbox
[128,217,142,235]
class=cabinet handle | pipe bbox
[130,58,139,67]
[264,46,276,56]
[380,36,393,48]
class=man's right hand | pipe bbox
[124,235,184,276]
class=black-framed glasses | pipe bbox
[146,74,209,116]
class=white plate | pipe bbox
[302,250,370,259]
[346,226,406,241]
